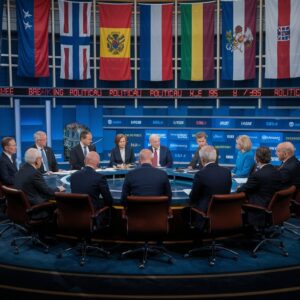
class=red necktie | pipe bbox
[152,149,158,167]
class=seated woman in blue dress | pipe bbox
[232,135,255,178]
[109,134,135,168]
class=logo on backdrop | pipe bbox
[64,123,89,161]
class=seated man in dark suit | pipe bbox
[0,137,18,186]
[189,145,231,229]
[238,146,282,226]
[69,130,96,170]
[70,151,113,210]
[14,148,65,206]
[121,149,172,204]
[31,131,58,173]
[148,134,173,168]
[276,142,300,189]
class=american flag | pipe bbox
[58,0,91,80]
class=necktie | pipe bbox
[41,149,49,171]
[83,146,87,157]
[152,149,158,167]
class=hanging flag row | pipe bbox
[12,0,300,81]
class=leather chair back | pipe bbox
[1,185,31,225]
[55,192,94,233]
[207,192,246,232]
[125,196,170,238]
[268,185,296,225]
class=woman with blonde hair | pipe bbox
[232,135,255,177]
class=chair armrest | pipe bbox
[27,202,56,215]
[191,207,207,219]
[242,203,271,214]
[168,207,173,219]
[93,206,110,219]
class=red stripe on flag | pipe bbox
[99,4,132,28]
[63,2,69,34]
[203,3,214,80]
[83,3,88,34]
[33,0,50,77]
[277,0,290,78]
[244,0,256,80]
[100,58,131,81]
[161,5,173,81]
[83,48,87,80]
[64,48,70,79]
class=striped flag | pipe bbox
[265,0,300,79]
[58,0,91,80]
[180,2,214,81]
[99,3,132,81]
[16,0,50,77]
[221,0,256,81]
[139,4,173,81]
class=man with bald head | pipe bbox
[121,149,172,204]
[70,151,113,209]
[148,134,173,168]
[276,142,300,189]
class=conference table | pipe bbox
[44,167,241,241]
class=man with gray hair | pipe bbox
[30,131,58,173]
[14,148,64,205]
[276,141,300,189]
[189,145,232,229]
[121,149,172,204]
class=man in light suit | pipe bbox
[276,142,300,189]
[71,151,113,210]
[14,148,65,206]
[0,137,18,186]
[69,130,96,170]
[121,149,172,204]
[148,134,173,168]
[31,131,58,173]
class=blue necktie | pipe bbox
[41,149,49,172]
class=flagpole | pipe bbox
[6,0,13,108]
[174,0,178,109]
[258,0,263,109]
[134,0,138,109]
[216,0,220,109]
[93,0,97,108]
[51,0,56,108]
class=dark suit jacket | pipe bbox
[279,156,300,189]
[121,163,172,204]
[189,163,232,212]
[109,145,135,167]
[0,152,18,186]
[148,146,173,168]
[14,163,58,205]
[70,166,113,209]
[69,143,96,170]
[31,145,58,173]
[238,164,282,207]
[188,147,219,169]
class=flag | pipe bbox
[16,0,50,77]
[99,4,132,81]
[265,0,300,79]
[221,0,256,80]
[0,0,4,64]
[59,1,91,80]
[181,2,214,81]
[140,4,173,81]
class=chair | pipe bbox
[1,185,54,254]
[284,188,300,237]
[121,195,173,269]
[242,185,296,257]
[184,192,246,266]
[55,192,110,266]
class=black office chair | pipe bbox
[1,185,55,254]
[121,195,174,268]
[242,185,296,257]
[55,192,110,266]
[185,192,246,265]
